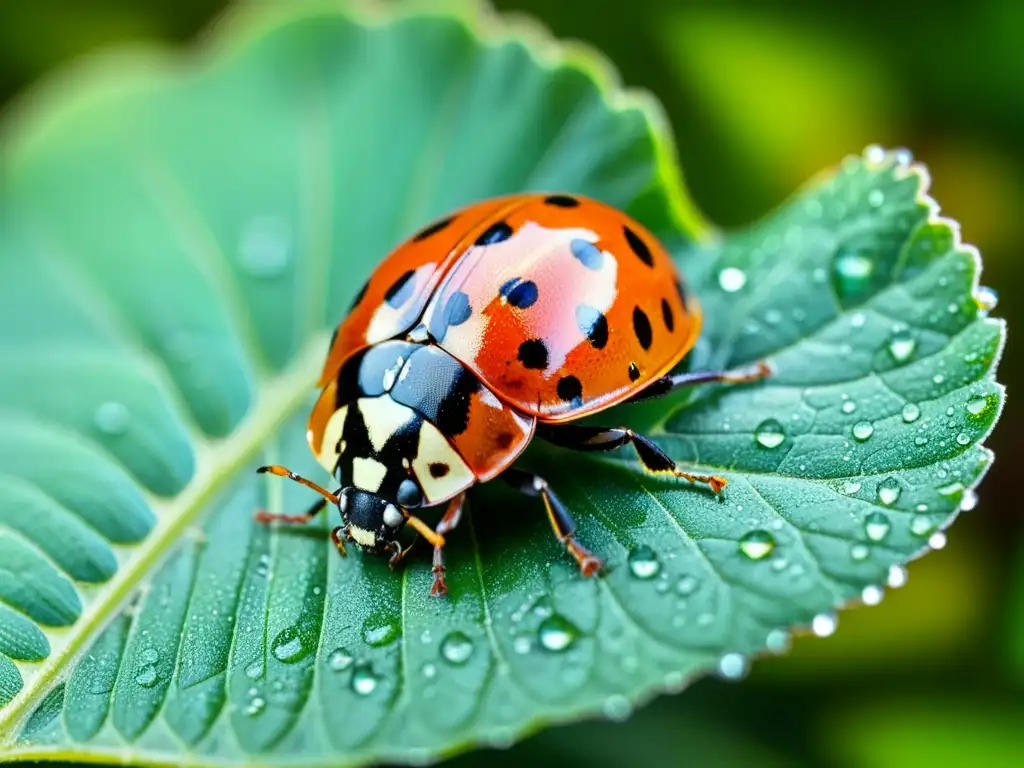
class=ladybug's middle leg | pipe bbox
[426,494,466,598]
[626,360,771,404]
[539,424,728,493]
[502,468,602,577]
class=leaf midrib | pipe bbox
[0,335,329,742]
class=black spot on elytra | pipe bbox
[413,215,455,242]
[429,462,450,478]
[633,306,653,350]
[544,195,580,208]
[556,375,583,403]
[428,290,473,341]
[517,339,549,370]
[575,305,608,349]
[434,368,481,437]
[495,432,515,449]
[499,278,539,309]
[349,279,370,311]
[384,269,416,308]
[570,238,604,271]
[624,226,654,267]
[661,298,675,332]
[628,362,641,381]
[476,221,513,246]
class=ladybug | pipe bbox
[256,194,769,596]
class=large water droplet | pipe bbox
[910,515,934,536]
[974,286,998,315]
[955,432,971,446]
[901,403,921,423]
[245,661,262,679]
[716,652,749,681]
[861,584,884,606]
[966,395,990,417]
[928,531,947,550]
[811,612,838,637]
[754,419,785,449]
[239,215,292,278]
[832,248,874,301]
[864,511,891,542]
[538,615,579,652]
[718,267,747,293]
[271,625,313,664]
[887,564,909,588]
[327,648,353,672]
[766,628,791,654]
[440,631,474,666]
[363,618,400,647]
[888,326,917,363]
[960,489,979,512]
[135,664,159,687]
[628,545,661,579]
[876,477,901,506]
[739,530,775,560]
[852,421,874,441]
[351,662,380,696]
[94,401,131,435]
[139,648,159,665]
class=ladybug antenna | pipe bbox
[256,465,340,505]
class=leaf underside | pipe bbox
[0,1,1003,765]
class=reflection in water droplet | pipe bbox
[628,545,661,579]
[327,648,353,672]
[861,585,884,606]
[960,489,979,512]
[738,530,775,560]
[718,267,747,293]
[135,665,158,687]
[538,615,579,652]
[351,663,380,695]
[850,544,870,561]
[888,326,917,363]
[94,401,131,435]
[974,286,998,314]
[901,403,921,423]
[239,215,292,278]
[271,625,313,664]
[864,511,891,542]
[363,619,400,647]
[852,421,874,441]
[754,419,785,449]
[811,612,837,638]
[832,248,874,301]
[966,395,989,417]
[877,477,901,506]
[887,565,909,588]
[441,631,474,666]
[716,653,749,681]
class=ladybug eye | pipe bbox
[338,491,348,514]
[382,503,404,529]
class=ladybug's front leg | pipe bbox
[502,469,602,578]
[426,494,466,598]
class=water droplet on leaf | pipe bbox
[135,665,158,687]
[864,511,891,542]
[327,648,353,672]
[902,403,921,422]
[852,421,874,441]
[754,419,785,449]
[94,401,131,435]
[888,326,917,362]
[811,612,837,637]
[877,477,901,506]
[440,631,474,666]
[628,545,661,579]
[351,663,380,695]
[739,530,775,560]
[271,625,313,664]
[718,267,747,293]
[538,615,579,652]
[716,653,749,681]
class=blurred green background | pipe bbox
[1,1,1020,766]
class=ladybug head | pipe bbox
[338,488,407,555]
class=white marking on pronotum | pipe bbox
[360,396,415,453]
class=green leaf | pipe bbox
[0,1,1004,765]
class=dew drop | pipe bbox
[754,418,785,449]
[876,477,901,506]
[901,403,921,423]
[718,267,747,293]
[887,564,909,588]
[966,395,989,417]
[864,511,891,542]
[94,401,131,435]
[327,648,353,672]
[538,615,579,652]
[867,189,885,207]
[135,664,158,687]
[139,648,158,665]
[239,215,292,278]
[738,530,775,560]
[716,652,749,681]
[960,489,979,512]
[888,326,917,363]
[956,432,971,446]
[861,585,884,606]
[841,481,862,495]
[928,531,947,550]
[864,144,886,163]
[421,663,437,679]
[628,545,661,579]
[852,421,874,441]
[440,631,474,666]
[811,612,838,638]
[938,482,964,497]
[850,543,870,561]
[602,694,633,722]
[513,636,531,655]
[351,663,380,695]
[832,248,874,301]
[974,286,998,314]
[892,147,913,166]
[841,401,857,414]
[675,575,698,596]
[271,625,313,664]
[244,696,266,716]
[363,618,400,647]
[910,515,934,536]
[914,436,929,447]
[245,661,262,679]
[766,628,791,654]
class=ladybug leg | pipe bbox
[627,360,771,403]
[502,469,602,578]
[255,496,329,526]
[426,494,466,598]
[329,525,349,557]
[539,424,728,493]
